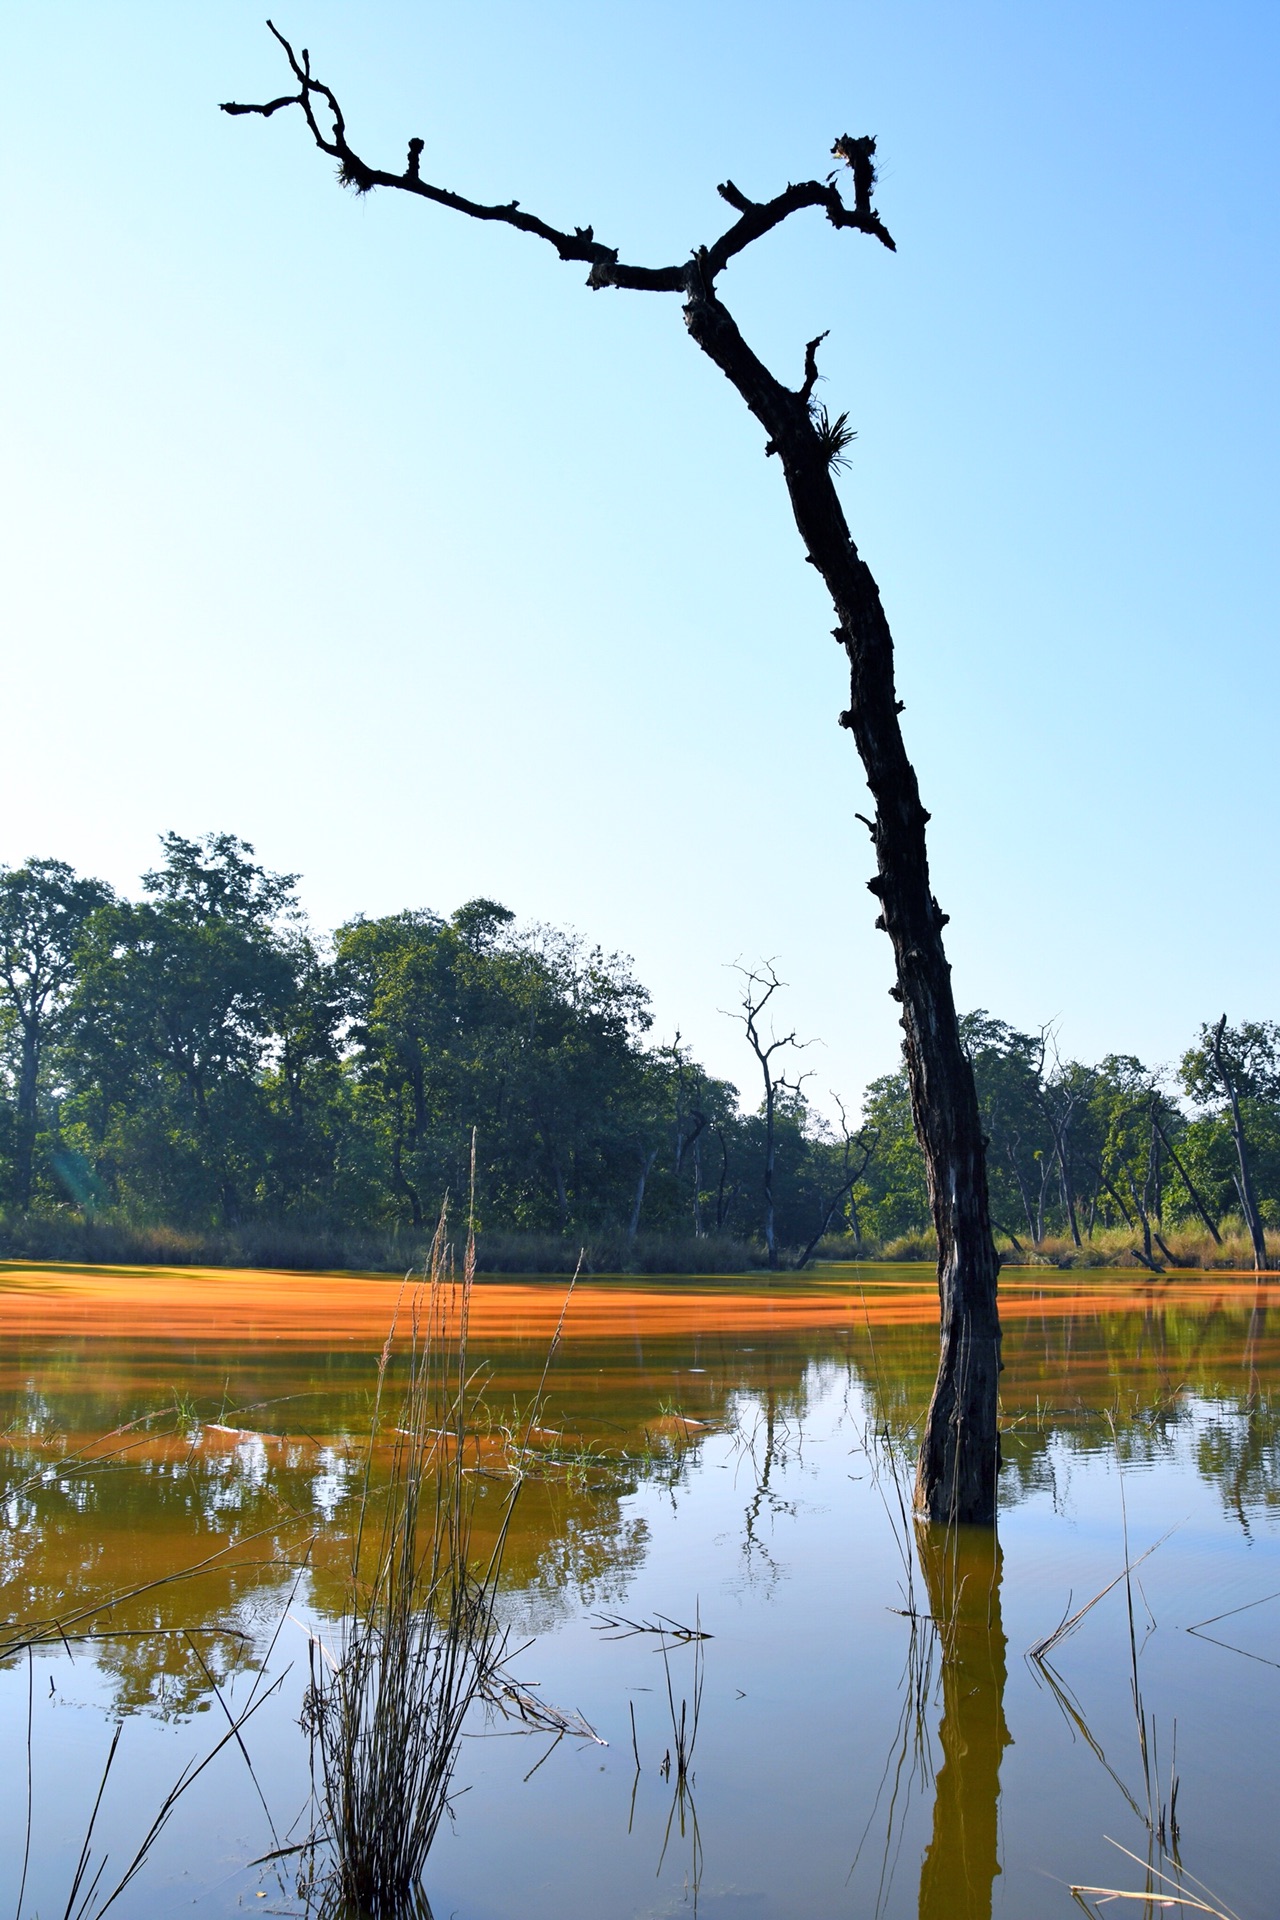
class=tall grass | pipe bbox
[304,1207,573,1914]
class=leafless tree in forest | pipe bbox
[724,960,812,1270]
[223,26,1004,1524]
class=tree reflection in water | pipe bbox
[915,1526,1011,1920]
[853,1520,1011,1920]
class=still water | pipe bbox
[1,1262,1277,1919]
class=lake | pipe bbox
[1,1261,1276,1919]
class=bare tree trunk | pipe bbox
[763,1107,778,1269]
[712,1123,730,1233]
[795,1124,875,1269]
[1034,1151,1055,1247]
[1145,1108,1179,1266]
[1094,1161,1136,1231]
[1210,1017,1269,1271]
[992,1219,1024,1255]
[729,962,806,1274]
[1047,1111,1083,1246]
[1124,1166,1160,1272]
[1003,1136,1039,1246]
[684,296,1004,1511]
[691,1135,704,1237]
[224,45,1003,1523]
[15,1019,39,1210]
[627,1146,659,1249]
[1150,1101,1221,1244]
[1094,1160,1161,1274]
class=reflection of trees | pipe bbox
[1,1331,828,1715]
[736,1376,802,1585]
[4,1293,1278,1725]
[1197,1400,1280,1533]
[74,1623,257,1718]
[851,1296,1280,1526]
[488,1507,652,1637]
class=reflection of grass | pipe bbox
[14,1612,293,1920]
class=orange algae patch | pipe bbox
[0,1259,1274,1346]
[0,1262,875,1344]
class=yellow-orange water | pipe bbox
[2,1256,1273,1339]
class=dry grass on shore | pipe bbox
[3,1210,1275,1279]
[810,1217,1280,1271]
[0,1213,766,1277]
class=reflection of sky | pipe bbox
[309,1446,356,1523]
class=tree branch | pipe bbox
[222,24,894,298]
[799,331,829,408]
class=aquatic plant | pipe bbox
[303,1203,574,1914]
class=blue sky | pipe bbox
[2,3,1276,1112]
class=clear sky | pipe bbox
[3,2,1276,1114]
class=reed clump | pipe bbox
[304,1210,563,1915]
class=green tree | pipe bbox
[857,1067,930,1243]
[1087,1054,1165,1266]
[0,857,113,1207]
[962,1013,1051,1251]
[334,904,657,1235]
[1181,1018,1280,1268]
[63,834,301,1224]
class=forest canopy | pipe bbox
[1,835,1275,1271]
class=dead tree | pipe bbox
[224,28,1004,1525]
[725,961,811,1271]
[1033,1028,1090,1249]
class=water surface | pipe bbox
[1,1261,1276,1918]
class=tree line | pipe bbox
[1,835,1276,1269]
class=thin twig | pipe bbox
[1027,1527,1179,1659]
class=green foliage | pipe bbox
[0,856,115,1204]
[4,833,1280,1265]
[1180,1019,1280,1227]
[857,1069,929,1240]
